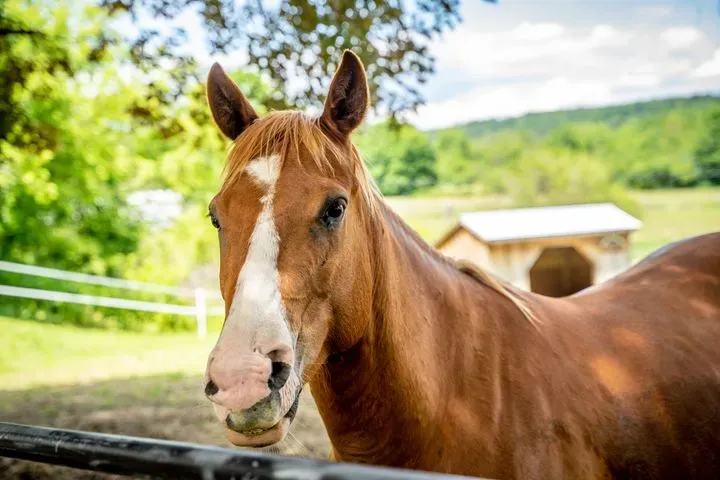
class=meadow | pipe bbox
[0,187,718,478]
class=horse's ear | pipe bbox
[321,50,369,137]
[207,63,258,140]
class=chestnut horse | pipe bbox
[202,50,720,479]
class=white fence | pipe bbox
[0,261,223,338]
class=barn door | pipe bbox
[529,247,593,297]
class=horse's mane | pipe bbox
[220,110,537,329]
[381,205,540,330]
[456,260,541,330]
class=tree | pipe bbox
[0,0,156,328]
[432,96,720,192]
[0,0,145,274]
[433,128,479,186]
[356,122,438,195]
[694,107,720,185]
[0,0,273,274]
[0,0,71,142]
[616,110,703,188]
[544,122,615,156]
[504,148,639,216]
[99,0,467,120]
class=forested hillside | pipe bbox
[437,95,720,139]
[356,95,720,205]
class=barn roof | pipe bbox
[438,203,642,245]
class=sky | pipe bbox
[407,0,720,129]
[152,0,720,130]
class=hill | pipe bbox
[434,94,720,139]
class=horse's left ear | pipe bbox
[321,50,369,137]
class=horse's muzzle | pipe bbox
[226,392,282,435]
[222,387,302,447]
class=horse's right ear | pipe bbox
[207,63,259,140]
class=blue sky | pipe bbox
[160,0,720,130]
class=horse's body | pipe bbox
[312,201,720,479]
[202,50,720,479]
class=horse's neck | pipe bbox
[311,203,525,471]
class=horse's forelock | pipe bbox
[219,112,380,213]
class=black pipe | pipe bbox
[0,422,481,480]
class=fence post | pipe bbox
[194,288,207,339]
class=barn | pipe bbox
[435,203,643,297]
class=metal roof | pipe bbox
[449,203,642,244]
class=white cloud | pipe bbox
[693,49,720,78]
[410,19,719,130]
[410,78,613,130]
[431,27,580,78]
[616,73,661,88]
[589,25,632,47]
[512,22,565,41]
[661,26,703,51]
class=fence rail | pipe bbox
[0,422,480,480]
[0,285,198,315]
[0,261,198,298]
[0,260,223,337]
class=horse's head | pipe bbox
[204,51,377,447]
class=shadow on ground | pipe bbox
[0,373,330,479]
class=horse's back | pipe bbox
[632,231,720,275]
[579,232,720,306]
[560,233,720,479]
[570,231,720,376]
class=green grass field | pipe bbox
[629,188,720,260]
[0,316,215,390]
[386,187,720,262]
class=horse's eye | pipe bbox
[210,214,220,230]
[320,198,347,230]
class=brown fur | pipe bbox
[206,52,720,479]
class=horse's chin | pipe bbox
[225,417,290,448]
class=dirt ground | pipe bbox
[0,374,331,479]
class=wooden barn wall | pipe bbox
[437,230,490,268]
[437,230,633,292]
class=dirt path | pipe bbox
[0,373,330,479]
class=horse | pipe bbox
[201,50,720,479]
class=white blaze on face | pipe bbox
[221,154,293,354]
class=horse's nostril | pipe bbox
[268,362,291,391]
[205,379,219,397]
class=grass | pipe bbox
[629,187,720,261]
[386,194,513,243]
[386,187,720,262]
[0,316,216,390]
